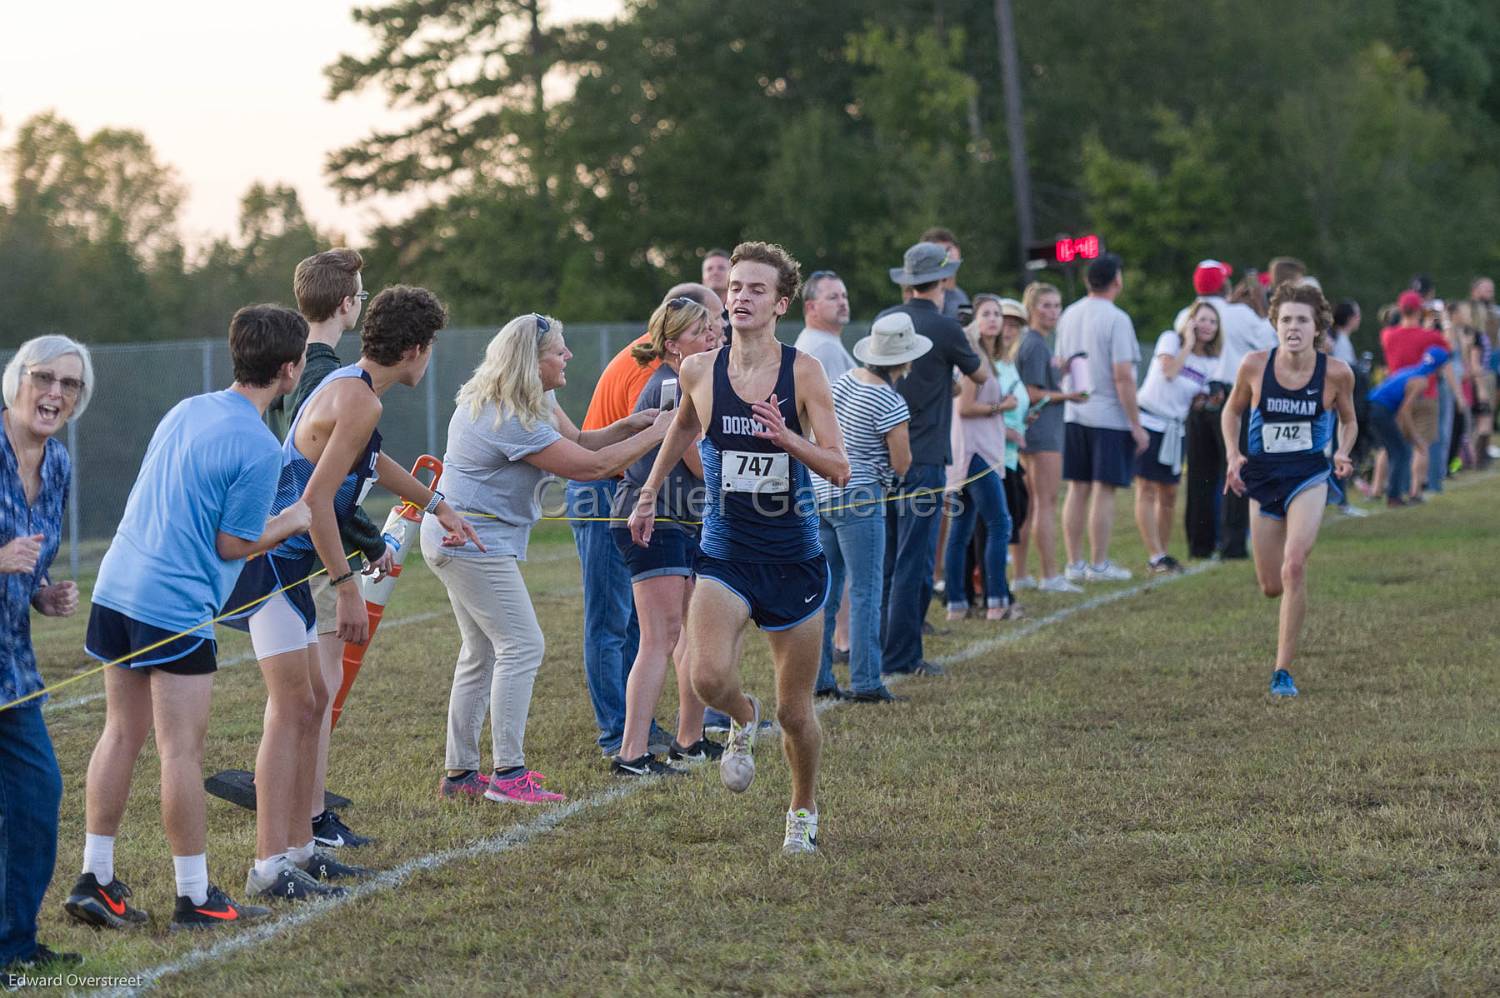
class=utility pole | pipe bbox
[993,0,1035,287]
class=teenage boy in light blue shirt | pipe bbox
[64,305,313,932]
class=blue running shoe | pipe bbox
[1269,669,1299,697]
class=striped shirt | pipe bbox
[812,372,910,508]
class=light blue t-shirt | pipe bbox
[93,390,282,638]
[995,360,1031,470]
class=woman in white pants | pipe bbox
[424,313,670,804]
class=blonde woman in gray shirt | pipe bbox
[423,313,671,805]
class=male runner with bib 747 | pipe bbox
[629,241,849,855]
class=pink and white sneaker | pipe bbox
[438,771,492,799]
[485,770,566,805]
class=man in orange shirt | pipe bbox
[569,283,722,757]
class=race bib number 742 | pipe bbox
[1262,421,1312,454]
[721,450,790,493]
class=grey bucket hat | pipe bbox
[889,241,961,285]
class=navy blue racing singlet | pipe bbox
[1246,348,1334,481]
[271,364,382,560]
[699,344,821,563]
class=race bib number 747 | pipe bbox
[721,450,790,493]
[1262,421,1312,454]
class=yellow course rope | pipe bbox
[5,460,1005,712]
[1,544,367,714]
[463,458,1006,525]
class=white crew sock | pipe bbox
[287,839,316,868]
[252,854,287,885]
[172,853,210,906]
[82,833,115,885]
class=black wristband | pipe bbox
[329,571,356,588]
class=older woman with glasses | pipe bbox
[424,313,672,804]
[1,335,92,975]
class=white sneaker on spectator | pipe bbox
[1338,504,1370,518]
[1011,575,1038,591]
[1038,575,1083,594]
[1063,561,1089,583]
[1084,561,1132,582]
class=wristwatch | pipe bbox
[425,489,445,514]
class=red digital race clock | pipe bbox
[1053,235,1101,264]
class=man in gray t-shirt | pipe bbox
[792,271,856,383]
[1052,255,1147,584]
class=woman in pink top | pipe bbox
[943,295,1020,621]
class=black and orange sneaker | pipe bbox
[168,885,270,932]
[62,873,150,929]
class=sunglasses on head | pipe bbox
[532,313,551,340]
[665,296,696,311]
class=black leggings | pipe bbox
[1183,406,1223,559]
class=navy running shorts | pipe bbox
[86,605,218,676]
[221,552,316,633]
[1063,423,1136,488]
[1242,465,1343,520]
[611,526,699,583]
[694,553,830,631]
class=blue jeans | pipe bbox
[1428,377,1453,492]
[944,454,1013,609]
[0,704,62,965]
[1371,404,1411,500]
[881,463,946,673]
[817,502,887,694]
[566,480,640,754]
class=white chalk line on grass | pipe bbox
[95,478,1499,995]
[43,612,447,716]
[93,783,636,998]
[94,564,1218,998]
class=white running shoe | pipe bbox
[719,694,760,793]
[1063,561,1089,583]
[1083,561,1133,582]
[1037,575,1084,594]
[782,808,819,855]
[1338,504,1370,518]
[1011,575,1038,591]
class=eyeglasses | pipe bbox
[351,291,369,303]
[25,368,85,400]
[807,270,839,281]
[666,297,696,311]
[532,314,551,340]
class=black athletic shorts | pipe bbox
[86,605,218,676]
[694,553,829,631]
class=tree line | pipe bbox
[4,0,1499,350]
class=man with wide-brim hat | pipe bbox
[874,243,989,680]
[888,242,962,287]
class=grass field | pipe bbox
[21,474,1500,996]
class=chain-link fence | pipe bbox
[4,320,873,579]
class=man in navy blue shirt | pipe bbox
[877,242,989,677]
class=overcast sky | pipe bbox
[1,0,618,250]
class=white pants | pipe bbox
[422,544,545,773]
